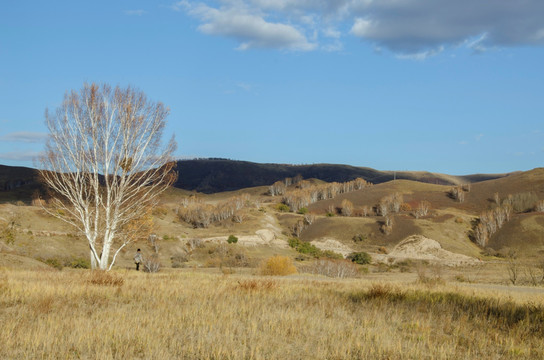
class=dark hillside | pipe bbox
[175,159,508,193]
[0,159,512,199]
[0,165,41,202]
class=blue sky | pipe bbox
[1,0,543,175]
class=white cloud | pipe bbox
[0,151,43,161]
[182,1,316,51]
[175,0,544,56]
[323,27,341,39]
[0,132,48,143]
[396,46,444,61]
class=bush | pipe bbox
[310,259,358,278]
[276,203,290,212]
[348,252,372,265]
[142,255,161,273]
[288,237,301,248]
[260,256,297,276]
[171,253,188,268]
[321,250,344,259]
[288,238,342,259]
[297,207,308,215]
[400,203,412,211]
[44,258,63,270]
[65,257,91,269]
[352,234,366,242]
[227,235,238,244]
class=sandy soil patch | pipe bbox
[375,235,479,266]
[310,239,354,258]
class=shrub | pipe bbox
[326,212,335,217]
[321,250,344,259]
[44,258,63,270]
[227,235,238,244]
[297,207,308,215]
[348,252,372,265]
[276,203,290,212]
[310,259,358,278]
[297,242,322,257]
[352,233,366,242]
[65,257,91,269]
[400,203,412,212]
[142,255,161,273]
[171,253,188,268]
[288,238,341,258]
[288,237,301,248]
[260,256,297,276]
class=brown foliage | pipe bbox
[259,256,297,276]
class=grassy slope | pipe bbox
[1,168,543,269]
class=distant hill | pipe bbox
[0,165,41,202]
[174,159,509,193]
[0,159,510,200]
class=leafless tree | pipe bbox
[493,192,500,205]
[39,83,177,270]
[303,213,316,226]
[341,199,353,217]
[473,222,488,247]
[506,250,519,285]
[269,181,286,196]
[450,186,465,203]
[291,220,306,238]
[413,201,430,219]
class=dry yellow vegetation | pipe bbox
[1,268,543,359]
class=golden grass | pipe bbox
[1,269,543,359]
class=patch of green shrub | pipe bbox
[321,250,344,259]
[297,207,308,215]
[288,238,342,259]
[348,252,372,265]
[227,235,238,244]
[276,203,290,212]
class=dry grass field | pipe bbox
[1,166,544,358]
[1,268,544,359]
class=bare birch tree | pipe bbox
[39,83,177,270]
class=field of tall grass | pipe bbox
[1,268,543,359]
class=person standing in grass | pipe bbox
[134,248,143,271]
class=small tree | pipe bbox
[414,201,430,219]
[341,199,353,217]
[39,83,177,270]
